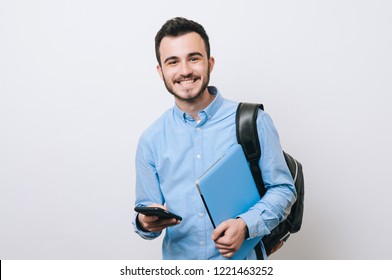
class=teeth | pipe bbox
[179,79,195,85]
[180,80,195,86]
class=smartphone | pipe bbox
[134,206,182,221]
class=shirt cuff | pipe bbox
[237,209,270,239]
[133,213,161,240]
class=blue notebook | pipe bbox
[195,144,262,260]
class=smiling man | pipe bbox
[133,17,296,260]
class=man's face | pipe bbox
[157,32,215,103]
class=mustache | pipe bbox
[174,74,199,83]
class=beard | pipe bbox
[162,67,210,104]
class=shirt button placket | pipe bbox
[194,125,205,258]
[194,126,203,175]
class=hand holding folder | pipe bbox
[211,217,249,258]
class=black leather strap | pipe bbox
[236,102,266,260]
[236,103,266,197]
[255,243,264,260]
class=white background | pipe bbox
[1,0,391,259]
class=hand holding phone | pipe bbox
[134,206,182,221]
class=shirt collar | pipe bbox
[173,86,223,126]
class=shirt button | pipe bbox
[199,212,204,218]
[196,127,201,131]
[199,241,205,246]
[196,154,201,159]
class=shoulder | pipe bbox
[255,108,282,144]
[221,97,238,111]
[213,96,239,120]
[138,108,174,146]
[254,106,275,127]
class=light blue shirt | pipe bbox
[133,86,296,260]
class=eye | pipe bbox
[190,57,199,62]
[168,60,178,65]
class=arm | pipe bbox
[237,111,297,239]
[211,111,296,257]
[132,139,167,239]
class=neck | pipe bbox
[175,89,215,120]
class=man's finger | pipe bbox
[211,221,229,241]
[142,215,160,222]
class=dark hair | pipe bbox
[155,17,210,65]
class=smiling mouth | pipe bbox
[176,78,198,88]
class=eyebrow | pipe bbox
[188,52,204,58]
[163,52,204,64]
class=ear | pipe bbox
[156,64,163,80]
[208,56,215,73]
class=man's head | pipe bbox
[155,17,210,66]
[155,17,215,107]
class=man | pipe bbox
[133,17,296,260]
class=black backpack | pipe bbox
[236,102,304,259]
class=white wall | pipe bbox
[1,0,391,259]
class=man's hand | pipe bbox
[137,203,180,232]
[211,218,248,258]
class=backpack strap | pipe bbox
[235,103,266,198]
[235,102,266,260]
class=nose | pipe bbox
[179,61,192,76]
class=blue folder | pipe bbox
[195,144,262,260]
